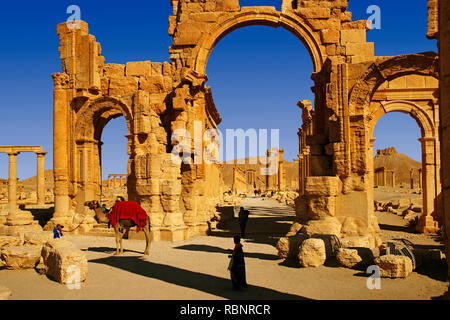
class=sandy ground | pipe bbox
[0,197,448,300]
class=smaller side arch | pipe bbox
[369,100,435,138]
[74,96,134,141]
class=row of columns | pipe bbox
[266,148,285,192]
[410,168,423,189]
[107,174,127,188]
[6,151,47,215]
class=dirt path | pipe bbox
[0,197,448,300]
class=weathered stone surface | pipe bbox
[0,246,41,270]
[336,248,362,268]
[298,238,326,267]
[340,217,368,237]
[47,1,443,246]
[126,61,151,77]
[0,286,12,300]
[41,239,88,285]
[374,255,413,278]
[0,235,23,248]
[276,234,308,259]
[286,222,303,237]
[302,217,342,237]
[23,231,53,247]
[340,235,376,249]
[305,176,340,196]
[103,63,125,77]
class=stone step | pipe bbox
[85,227,115,238]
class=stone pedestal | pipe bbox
[152,226,189,242]
[416,215,440,234]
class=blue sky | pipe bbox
[0,0,436,180]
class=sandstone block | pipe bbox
[375,255,413,278]
[126,61,151,77]
[340,29,366,44]
[296,8,331,19]
[23,231,53,247]
[305,176,340,196]
[1,246,41,270]
[307,196,336,219]
[302,217,341,237]
[340,235,376,249]
[103,63,125,77]
[0,286,12,300]
[340,217,368,237]
[286,222,303,236]
[109,76,138,96]
[336,248,362,268]
[276,234,308,259]
[298,238,326,267]
[320,29,340,44]
[345,42,374,57]
[41,239,88,285]
[140,75,166,93]
[0,235,23,248]
[216,0,240,12]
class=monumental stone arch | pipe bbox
[351,52,441,234]
[73,96,134,214]
[48,0,443,243]
[186,7,326,74]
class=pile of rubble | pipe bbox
[265,191,299,208]
[375,198,423,223]
[276,221,443,279]
[0,232,87,299]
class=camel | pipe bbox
[85,200,151,256]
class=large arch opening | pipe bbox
[364,71,440,235]
[192,9,325,76]
[372,112,423,231]
[73,97,134,215]
[203,22,315,242]
[98,116,129,209]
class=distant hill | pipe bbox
[20,170,54,191]
[374,148,421,185]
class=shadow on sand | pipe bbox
[174,244,279,261]
[89,255,308,300]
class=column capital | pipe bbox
[418,136,436,143]
[7,152,20,157]
[36,152,48,156]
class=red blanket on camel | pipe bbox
[107,201,148,232]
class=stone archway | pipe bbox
[189,8,326,75]
[72,97,134,215]
[348,53,441,234]
[51,1,442,242]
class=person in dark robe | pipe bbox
[238,207,250,237]
[228,235,248,290]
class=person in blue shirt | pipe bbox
[53,224,64,239]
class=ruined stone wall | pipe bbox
[231,167,248,195]
[50,20,224,240]
[437,0,450,278]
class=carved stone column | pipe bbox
[417,137,440,233]
[45,73,73,230]
[1,152,42,235]
[36,152,47,206]
[7,152,19,216]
